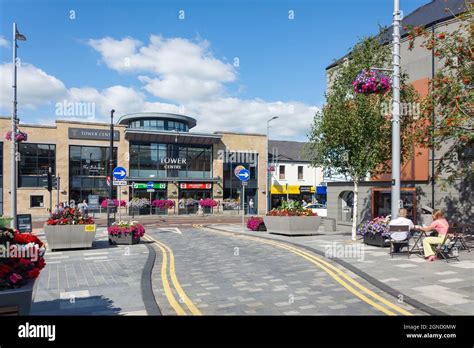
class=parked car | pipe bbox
[305,203,327,217]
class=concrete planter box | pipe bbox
[109,233,140,245]
[363,233,390,247]
[44,224,97,251]
[0,279,38,315]
[263,216,322,236]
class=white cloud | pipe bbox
[88,35,236,102]
[0,63,67,110]
[188,98,318,140]
[0,36,8,48]
[0,34,318,141]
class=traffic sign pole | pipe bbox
[242,182,245,232]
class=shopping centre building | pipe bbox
[0,112,270,216]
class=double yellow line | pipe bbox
[143,234,201,315]
[199,227,413,316]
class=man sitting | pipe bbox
[388,208,414,252]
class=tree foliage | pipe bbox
[306,34,418,182]
[406,1,473,184]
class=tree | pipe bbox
[407,1,473,186]
[305,34,418,240]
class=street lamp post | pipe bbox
[107,110,115,228]
[266,116,278,213]
[391,0,401,219]
[11,23,26,229]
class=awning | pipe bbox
[271,185,315,195]
[316,186,327,195]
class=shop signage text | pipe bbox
[68,128,120,141]
[160,157,187,169]
[133,183,166,189]
[180,183,212,190]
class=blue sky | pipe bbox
[0,0,429,140]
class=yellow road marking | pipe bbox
[146,235,202,315]
[143,235,186,315]
[199,227,413,316]
[260,238,413,316]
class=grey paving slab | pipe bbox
[147,227,424,316]
[32,229,149,315]
[211,224,474,316]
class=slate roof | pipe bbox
[268,140,310,163]
[326,0,467,70]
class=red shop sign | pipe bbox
[180,183,212,189]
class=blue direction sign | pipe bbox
[237,168,250,181]
[147,182,155,189]
[113,166,127,180]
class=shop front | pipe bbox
[131,182,168,215]
[270,184,315,208]
[178,183,213,214]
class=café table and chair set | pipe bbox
[388,224,472,262]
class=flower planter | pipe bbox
[363,233,390,248]
[109,233,140,245]
[263,216,322,236]
[44,224,96,251]
[0,279,38,315]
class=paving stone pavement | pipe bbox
[212,224,474,316]
[148,227,423,315]
[32,228,149,315]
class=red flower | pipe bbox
[0,264,12,277]
[19,258,31,267]
[9,273,23,284]
[13,232,43,247]
[27,268,40,279]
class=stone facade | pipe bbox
[0,117,268,217]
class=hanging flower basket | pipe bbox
[353,69,391,95]
[5,130,28,142]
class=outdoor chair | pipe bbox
[389,225,411,258]
[435,227,462,262]
[456,225,472,252]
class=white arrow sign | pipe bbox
[157,227,182,235]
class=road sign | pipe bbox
[234,165,245,178]
[113,180,127,186]
[113,166,127,180]
[147,188,155,193]
[241,181,248,186]
[147,182,154,189]
[237,168,250,181]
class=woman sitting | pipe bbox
[415,210,450,262]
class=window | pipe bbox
[18,143,56,187]
[130,142,211,179]
[279,165,286,180]
[30,195,44,208]
[69,145,117,205]
[298,166,304,180]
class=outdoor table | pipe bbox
[409,229,428,257]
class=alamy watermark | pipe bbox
[380,100,421,118]
[217,149,258,166]
[55,100,96,119]
[0,242,41,262]
[324,242,365,261]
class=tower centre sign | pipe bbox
[160,157,187,169]
[68,128,120,141]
